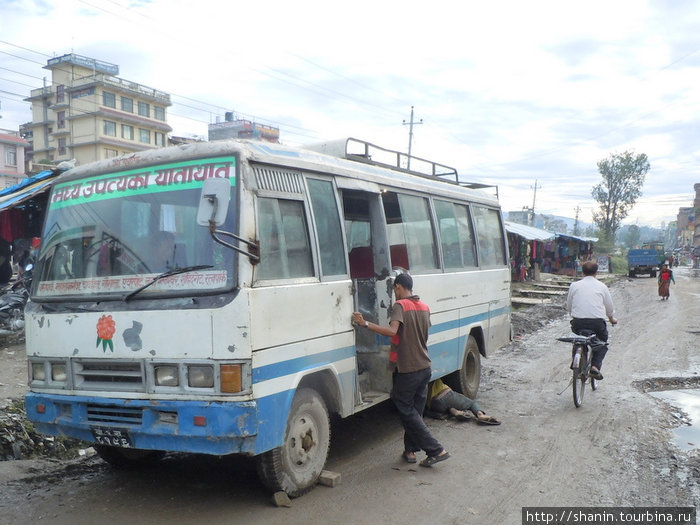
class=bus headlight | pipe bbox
[51,363,67,382]
[188,365,214,388]
[155,365,179,387]
[32,362,46,382]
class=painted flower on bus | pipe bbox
[96,314,116,352]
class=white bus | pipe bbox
[25,138,510,496]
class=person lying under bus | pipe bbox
[426,378,501,425]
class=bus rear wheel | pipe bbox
[446,334,481,399]
[256,388,330,498]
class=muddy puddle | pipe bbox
[650,389,700,451]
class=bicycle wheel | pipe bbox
[572,347,586,407]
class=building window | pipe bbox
[105,148,118,158]
[154,106,165,121]
[104,120,116,137]
[58,138,67,155]
[138,101,150,117]
[5,147,17,166]
[103,92,116,108]
[57,111,66,129]
[154,132,165,146]
[71,87,95,99]
[121,124,134,140]
[56,84,65,103]
[138,129,150,144]
[121,97,133,112]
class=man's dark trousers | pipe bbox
[571,318,609,370]
[391,367,442,456]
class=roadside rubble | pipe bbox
[0,399,87,461]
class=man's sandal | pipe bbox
[402,451,417,464]
[419,451,450,467]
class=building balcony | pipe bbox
[67,74,171,105]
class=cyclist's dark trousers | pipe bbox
[391,367,443,457]
[571,318,608,370]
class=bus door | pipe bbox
[341,188,394,406]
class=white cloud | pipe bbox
[1,0,699,228]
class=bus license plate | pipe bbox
[91,427,133,448]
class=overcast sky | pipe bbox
[1,0,699,228]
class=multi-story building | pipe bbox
[676,206,694,249]
[0,129,30,189]
[24,53,172,167]
[208,112,279,142]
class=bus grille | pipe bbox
[73,360,144,392]
[253,165,304,194]
[86,403,143,426]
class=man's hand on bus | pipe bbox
[352,312,367,327]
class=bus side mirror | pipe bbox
[197,178,230,227]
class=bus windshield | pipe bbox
[34,156,237,299]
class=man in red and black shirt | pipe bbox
[353,273,449,467]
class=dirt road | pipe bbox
[0,268,698,525]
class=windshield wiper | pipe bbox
[123,265,214,302]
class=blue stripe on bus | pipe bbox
[253,345,356,384]
[251,306,510,387]
[377,305,510,344]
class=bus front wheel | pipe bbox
[446,334,481,399]
[256,388,330,498]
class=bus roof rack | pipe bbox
[305,137,459,184]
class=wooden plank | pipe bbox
[512,297,551,305]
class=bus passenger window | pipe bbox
[472,206,506,268]
[435,200,477,269]
[257,197,314,280]
[382,192,437,272]
[307,179,346,277]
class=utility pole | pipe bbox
[402,106,422,170]
[530,180,540,226]
[573,206,581,236]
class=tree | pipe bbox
[591,150,649,244]
[624,224,641,249]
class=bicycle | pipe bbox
[556,330,608,407]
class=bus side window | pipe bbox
[307,179,346,277]
[382,192,437,272]
[472,206,506,268]
[257,197,314,280]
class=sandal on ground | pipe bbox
[402,451,417,464]
[454,410,475,422]
[477,415,501,426]
[419,451,450,467]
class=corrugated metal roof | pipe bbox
[504,221,556,241]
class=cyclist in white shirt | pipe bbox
[566,261,618,380]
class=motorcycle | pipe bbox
[0,264,33,336]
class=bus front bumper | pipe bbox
[25,392,259,455]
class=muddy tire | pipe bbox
[256,388,330,498]
[94,445,164,467]
[446,334,481,399]
[573,347,586,408]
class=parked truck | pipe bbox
[627,247,664,277]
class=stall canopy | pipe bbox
[504,221,555,241]
[555,232,598,243]
[0,170,59,213]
